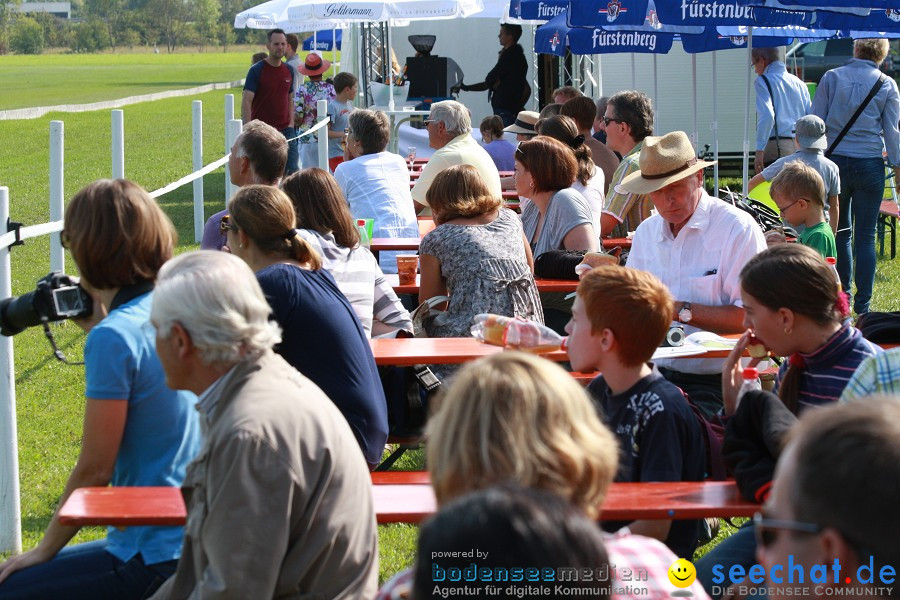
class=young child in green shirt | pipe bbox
[769,160,836,259]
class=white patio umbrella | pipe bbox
[237,0,484,110]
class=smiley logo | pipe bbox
[667,558,696,588]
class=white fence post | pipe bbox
[0,188,22,554]
[225,119,242,207]
[317,99,328,172]
[49,121,65,274]
[111,110,124,179]
[224,94,234,155]
[192,101,204,243]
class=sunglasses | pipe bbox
[220,214,239,235]
[753,511,821,548]
[515,141,526,158]
[602,116,624,126]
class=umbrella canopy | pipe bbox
[284,0,484,23]
[535,11,675,56]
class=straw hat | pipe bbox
[298,53,331,76]
[503,111,539,136]
[618,131,716,195]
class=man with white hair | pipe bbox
[412,100,502,214]
[200,119,286,250]
[148,251,377,599]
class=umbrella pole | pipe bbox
[333,28,337,73]
[387,22,395,111]
[743,28,753,196]
[653,54,658,133]
[692,53,698,151]
[631,54,636,88]
[713,51,719,194]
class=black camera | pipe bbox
[0,272,93,337]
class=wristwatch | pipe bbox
[678,302,693,324]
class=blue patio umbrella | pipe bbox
[566,0,650,27]
[509,0,566,21]
[302,29,343,51]
[534,11,675,56]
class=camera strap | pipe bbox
[109,280,154,312]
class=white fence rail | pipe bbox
[0,95,331,552]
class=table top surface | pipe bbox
[384,274,578,295]
[58,480,759,527]
[372,480,759,524]
[370,237,631,252]
[369,336,714,366]
[58,486,186,527]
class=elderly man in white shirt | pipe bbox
[412,100,502,214]
[621,131,767,418]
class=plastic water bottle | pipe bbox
[736,367,762,410]
[470,313,566,354]
[357,219,370,249]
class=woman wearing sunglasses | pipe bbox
[223,185,387,469]
[696,244,881,598]
[0,180,202,598]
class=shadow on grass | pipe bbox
[14,333,84,387]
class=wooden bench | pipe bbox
[370,477,759,524]
[58,487,185,527]
[878,200,898,259]
[58,480,759,527]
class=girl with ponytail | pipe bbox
[535,115,605,236]
[722,243,880,415]
[227,185,388,468]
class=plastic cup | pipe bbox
[396,255,418,285]
[362,218,374,240]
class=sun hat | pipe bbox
[298,53,331,76]
[503,111,539,136]
[794,114,827,150]
[617,131,717,195]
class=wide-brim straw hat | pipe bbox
[618,131,717,195]
[298,53,331,76]
[503,111,539,136]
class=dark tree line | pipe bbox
[3,0,268,54]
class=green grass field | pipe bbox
[0,49,341,110]
[2,51,900,586]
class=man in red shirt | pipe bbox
[242,29,298,175]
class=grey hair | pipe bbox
[751,46,783,64]
[429,100,471,136]
[151,251,281,367]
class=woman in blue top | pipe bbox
[226,185,387,469]
[0,180,202,599]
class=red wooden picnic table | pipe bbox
[385,274,578,295]
[370,237,632,253]
[58,480,758,527]
[371,480,759,524]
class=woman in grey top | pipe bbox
[515,136,598,255]
[420,165,542,379]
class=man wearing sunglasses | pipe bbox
[598,90,655,239]
[754,399,900,600]
[200,120,286,251]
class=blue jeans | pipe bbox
[696,523,766,599]
[280,127,300,176]
[0,540,176,600]
[832,155,886,314]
